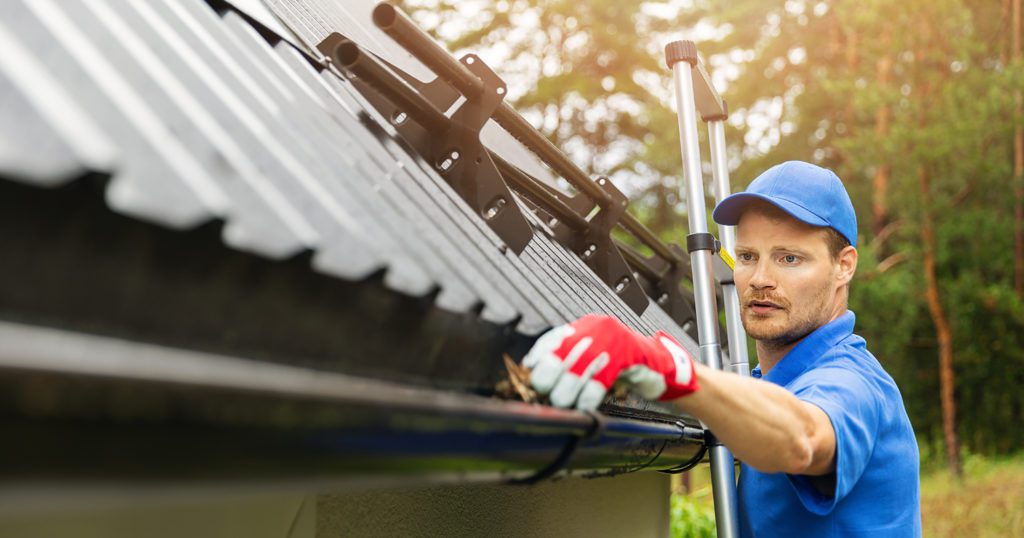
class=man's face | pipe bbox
[733,206,844,347]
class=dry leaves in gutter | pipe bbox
[494,353,542,403]
[494,353,630,404]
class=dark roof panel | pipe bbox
[0,0,697,347]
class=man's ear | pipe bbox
[836,246,858,285]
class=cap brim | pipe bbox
[712,192,830,228]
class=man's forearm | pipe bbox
[672,364,833,475]
[519,315,834,475]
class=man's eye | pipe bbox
[739,253,754,262]
[782,255,798,264]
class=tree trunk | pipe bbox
[651,182,674,235]
[844,28,858,131]
[872,27,893,239]
[828,7,840,59]
[918,165,962,478]
[912,12,962,477]
[1013,0,1023,296]
[1004,0,1014,67]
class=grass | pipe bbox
[670,452,1024,537]
[920,453,1024,537]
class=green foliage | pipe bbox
[700,0,1022,458]
[670,492,716,538]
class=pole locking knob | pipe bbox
[664,40,698,69]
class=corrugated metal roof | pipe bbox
[0,0,695,351]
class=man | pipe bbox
[523,161,921,537]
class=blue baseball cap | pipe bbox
[712,161,858,247]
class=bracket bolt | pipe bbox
[483,197,507,220]
[437,150,461,172]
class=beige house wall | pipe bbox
[0,472,670,538]
[319,471,671,538]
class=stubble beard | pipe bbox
[741,282,833,351]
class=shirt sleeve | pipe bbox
[785,365,882,515]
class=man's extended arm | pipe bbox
[676,364,836,476]
[524,315,837,476]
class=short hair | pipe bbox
[824,227,851,260]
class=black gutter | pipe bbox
[0,321,705,488]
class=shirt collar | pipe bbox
[750,310,856,386]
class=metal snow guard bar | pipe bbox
[371,3,727,203]
[317,3,730,324]
[0,321,705,488]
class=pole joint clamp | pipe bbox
[686,232,719,255]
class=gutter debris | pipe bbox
[494,353,630,405]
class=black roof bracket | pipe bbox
[621,242,699,336]
[317,33,534,254]
[315,8,695,317]
[552,177,650,315]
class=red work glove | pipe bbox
[523,314,699,411]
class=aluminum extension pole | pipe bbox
[666,41,740,538]
[707,119,751,377]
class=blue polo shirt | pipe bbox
[738,311,921,537]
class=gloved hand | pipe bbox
[522,314,699,411]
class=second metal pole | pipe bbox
[707,119,751,378]
[666,41,740,538]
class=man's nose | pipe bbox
[748,260,776,290]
